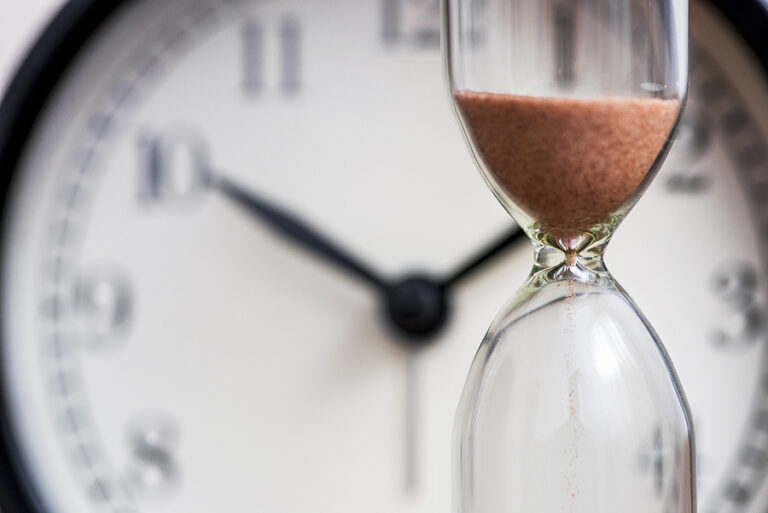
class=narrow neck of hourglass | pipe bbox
[531,239,610,284]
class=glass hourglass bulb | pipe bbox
[442,1,694,513]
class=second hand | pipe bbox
[405,350,421,494]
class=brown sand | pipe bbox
[454,91,679,235]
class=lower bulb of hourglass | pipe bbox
[453,260,695,513]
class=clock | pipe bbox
[0,0,768,512]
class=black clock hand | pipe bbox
[441,227,527,290]
[215,175,389,291]
[215,174,524,336]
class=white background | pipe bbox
[0,0,66,96]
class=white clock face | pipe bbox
[2,1,768,513]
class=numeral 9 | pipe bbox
[72,265,133,352]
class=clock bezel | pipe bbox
[0,0,767,512]
[0,2,134,511]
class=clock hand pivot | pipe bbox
[384,275,448,344]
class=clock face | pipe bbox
[1,1,768,513]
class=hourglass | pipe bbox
[443,1,694,513]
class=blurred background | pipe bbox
[1,1,768,513]
[0,1,63,94]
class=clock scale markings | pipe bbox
[38,2,243,510]
[678,47,768,513]
[31,0,525,505]
[35,1,341,508]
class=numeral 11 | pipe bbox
[241,17,302,96]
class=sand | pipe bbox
[454,91,680,235]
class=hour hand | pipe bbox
[214,175,388,291]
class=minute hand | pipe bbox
[441,226,526,290]
[215,175,388,291]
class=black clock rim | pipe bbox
[0,0,767,512]
[0,2,137,511]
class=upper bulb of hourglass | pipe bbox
[444,0,686,255]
